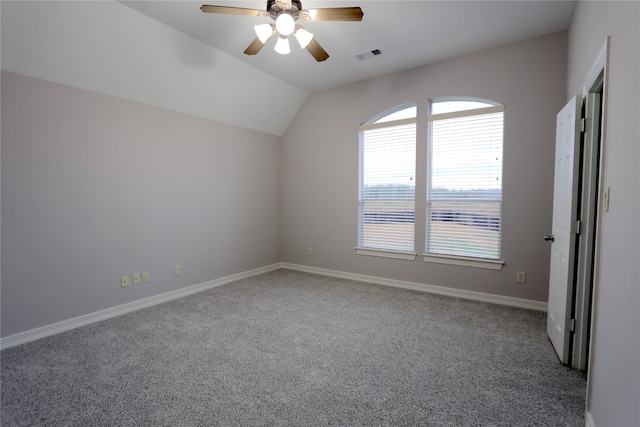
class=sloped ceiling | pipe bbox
[123,0,577,93]
[1,1,307,136]
[1,1,576,136]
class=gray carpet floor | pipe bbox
[1,269,586,426]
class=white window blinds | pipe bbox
[427,103,504,260]
[358,110,416,253]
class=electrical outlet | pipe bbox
[307,248,313,256]
[132,273,141,285]
[175,265,182,276]
[121,276,129,288]
[142,272,149,283]
[516,271,527,283]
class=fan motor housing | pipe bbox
[268,0,303,18]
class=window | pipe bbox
[357,105,416,259]
[356,99,504,269]
[426,99,504,262]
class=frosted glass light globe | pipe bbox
[254,23,273,43]
[275,13,295,36]
[274,36,291,55]
[294,27,313,49]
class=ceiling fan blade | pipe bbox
[244,37,266,55]
[305,38,329,62]
[301,7,363,22]
[244,26,276,55]
[244,28,276,56]
[200,5,264,16]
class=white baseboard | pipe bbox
[585,411,595,427]
[1,262,547,350]
[0,263,281,350]
[282,263,548,312]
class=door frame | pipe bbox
[572,80,602,371]
[579,37,610,410]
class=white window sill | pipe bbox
[422,254,504,270]
[355,247,417,261]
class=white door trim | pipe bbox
[573,90,601,371]
[583,35,610,417]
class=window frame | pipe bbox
[355,99,505,270]
[422,98,505,270]
[356,104,417,260]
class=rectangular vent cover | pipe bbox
[354,49,383,61]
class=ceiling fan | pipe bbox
[200,0,363,62]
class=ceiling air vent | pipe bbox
[354,49,383,61]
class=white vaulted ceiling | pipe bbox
[122,0,577,93]
[1,1,576,136]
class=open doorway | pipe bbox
[546,39,608,373]
[571,70,604,372]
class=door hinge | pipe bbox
[566,318,576,332]
[572,220,581,235]
[580,117,591,133]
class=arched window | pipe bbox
[426,98,504,260]
[357,104,416,257]
[357,99,504,267]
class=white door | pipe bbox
[547,96,581,364]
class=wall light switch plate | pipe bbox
[603,186,610,212]
[175,265,182,276]
[121,276,129,288]
[516,271,527,283]
[142,272,149,283]
[132,273,141,285]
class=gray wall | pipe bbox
[281,32,567,302]
[1,71,282,337]
[1,1,307,136]
[567,2,640,426]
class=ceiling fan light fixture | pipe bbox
[254,23,274,43]
[275,12,295,36]
[274,35,291,55]
[201,3,364,62]
[294,26,313,49]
